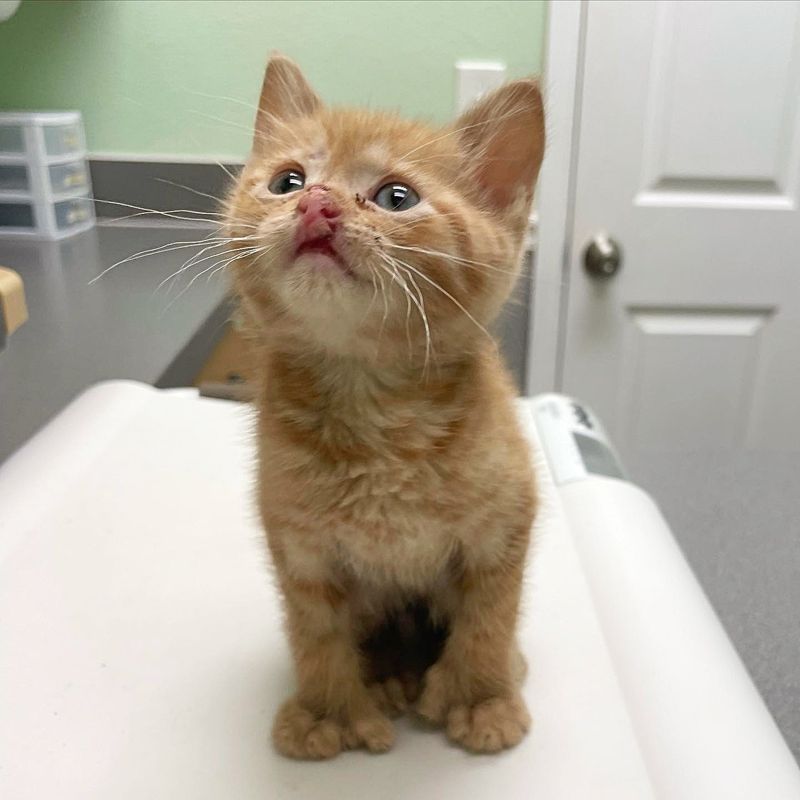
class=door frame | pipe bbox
[526,0,587,395]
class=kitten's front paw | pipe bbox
[417,663,531,753]
[446,695,530,753]
[272,697,395,759]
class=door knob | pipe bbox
[583,234,622,278]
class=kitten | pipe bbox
[224,55,544,759]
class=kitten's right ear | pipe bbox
[254,54,321,151]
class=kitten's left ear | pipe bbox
[254,53,322,151]
[455,79,545,214]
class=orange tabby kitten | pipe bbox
[224,55,544,759]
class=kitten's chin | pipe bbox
[293,251,356,280]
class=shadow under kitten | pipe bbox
[360,600,450,702]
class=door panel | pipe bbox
[620,308,771,450]
[640,0,800,203]
[561,0,800,454]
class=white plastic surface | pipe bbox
[0,382,797,798]
[559,477,800,799]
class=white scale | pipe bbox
[1,383,798,799]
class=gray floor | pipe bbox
[627,449,800,761]
[0,222,228,462]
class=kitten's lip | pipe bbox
[296,235,339,260]
[293,234,355,278]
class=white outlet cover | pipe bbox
[0,0,21,23]
[455,60,507,112]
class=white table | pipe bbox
[1,382,797,799]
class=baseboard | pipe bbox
[89,159,242,219]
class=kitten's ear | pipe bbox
[455,79,545,213]
[254,54,322,150]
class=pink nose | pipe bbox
[296,185,342,230]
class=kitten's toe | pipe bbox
[399,672,422,703]
[272,698,344,760]
[353,713,396,753]
[305,719,344,759]
[446,695,531,754]
[369,677,408,718]
[416,663,450,725]
[272,696,396,758]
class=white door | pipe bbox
[559,0,800,454]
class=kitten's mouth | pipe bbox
[294,234,354,278]
[296,235,339,260]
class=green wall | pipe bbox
[0,0,546,161]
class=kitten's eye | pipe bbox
[268,169,305,195]
[372,182,420,212]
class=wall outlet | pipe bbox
[455,60,507,112]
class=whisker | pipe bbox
[385,242,525,280]
[374,261,390,342]
[380,258,413,362]
[93,198,226,218]
[380,211,464,237]
[384,253,494,346]
[97,209,223,228]
[96,209,258,231]
[88,234,258,285]
[153,177,227,205]
[154,241,261,295]
[378,255,432,372]
[164,246,268,310]
[214,159,241,183]
[397,265,413,358]
[188,109,289,152]
[399,265,434,376]
[397,106,534,162]
[184,88,260,113]
[362,264,381,320]
[189,109,257,136]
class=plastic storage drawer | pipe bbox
[0,111,93,240]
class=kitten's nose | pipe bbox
[296,185,342,232]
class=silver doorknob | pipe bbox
[583,234,622,278]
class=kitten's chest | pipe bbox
[332,508,456,589]
[275,442,462,585]
[260,362,476,581]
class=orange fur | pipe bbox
[224,55,545,759]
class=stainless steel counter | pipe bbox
[0,222,230,462]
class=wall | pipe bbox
[0,0,546,160]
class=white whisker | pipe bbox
[93,198,225,220]
[164,246,268,311]
[379,254,432,373]
[384,253,493,346]
[397,106,533,162]
[386,242,524,280]
[154,241,261,295]
[153,177,226,205]
[88,235,257,285]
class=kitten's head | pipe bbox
[225,54,544,363]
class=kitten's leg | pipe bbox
[272,574,394,759]
[417,529,531,754]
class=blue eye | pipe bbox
[268,169,305,195]
[373,182,420,211]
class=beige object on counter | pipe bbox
[0,267,28,345]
